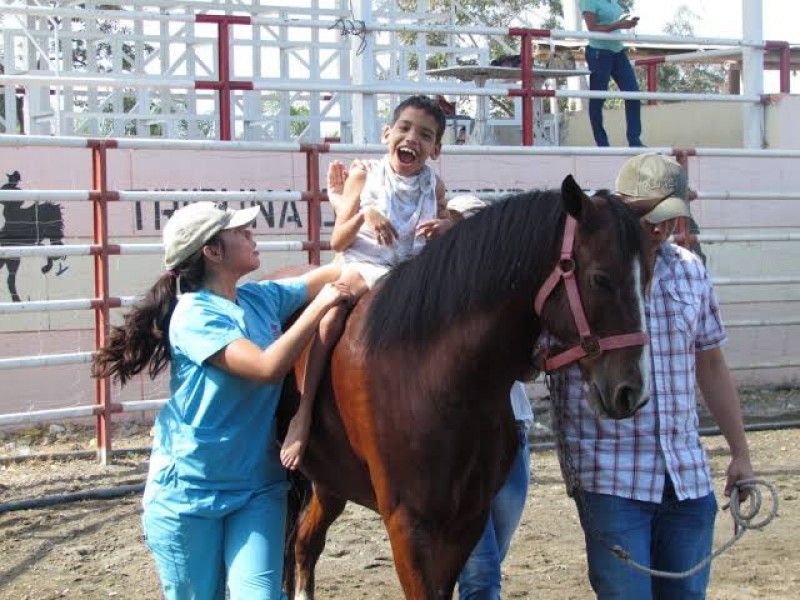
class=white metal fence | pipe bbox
[0,0,778,145]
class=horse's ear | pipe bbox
[561,174,589,220]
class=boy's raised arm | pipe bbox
[329,164,368,251]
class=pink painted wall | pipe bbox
[1,144,798,418]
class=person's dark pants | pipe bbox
[585,47,643,147]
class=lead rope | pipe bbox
[546,371,779,580]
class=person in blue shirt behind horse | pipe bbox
[92,201,351,600]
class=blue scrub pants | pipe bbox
[585,47,643,147]
[143,486,287,600]
[458,424,531,600]
[575,477,718,600]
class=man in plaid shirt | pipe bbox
[550,154,754,599]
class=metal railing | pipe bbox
[0,137,798,461]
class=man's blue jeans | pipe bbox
[574,477,718,599]
[458,424,531,600]
[585,47,643,147]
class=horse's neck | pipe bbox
[447,296,538,382]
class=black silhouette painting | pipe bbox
[0,171,67,302]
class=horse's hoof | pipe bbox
[56,265,69,276]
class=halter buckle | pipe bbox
[580,336,601,358]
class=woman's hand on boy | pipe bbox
[313,281,354,312]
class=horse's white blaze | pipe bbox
[632,257,651,402]
[295,590,310,600]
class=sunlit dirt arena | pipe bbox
[0,423,795,599]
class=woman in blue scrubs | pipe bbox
[93,202,350,599]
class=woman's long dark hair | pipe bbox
[91,234,221,386]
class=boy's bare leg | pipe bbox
[281,268,368,470]
[280,307,345,470]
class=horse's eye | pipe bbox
[590,273,613,292]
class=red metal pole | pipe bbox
[519,31,533,146]
[646,64,658,106]
[196,15,253,141]
[634,57,665,107]
[509,28,550,146]
[302,143,329,266]
[672,148,698,250]
[770,42,792,94]
[780,43,791,94]
[218,20,232,141]
[763,41,791,94]
[88,139,118,465]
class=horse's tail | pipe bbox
[283,470,312,599]
[277,360,313,599]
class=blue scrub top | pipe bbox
[580,0,626,52]
[144,277,307,515]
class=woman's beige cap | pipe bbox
[615,153,691,223]
[163,202,260,270]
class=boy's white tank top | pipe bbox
[343,157,438,268]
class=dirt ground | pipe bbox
[0,408,795,600]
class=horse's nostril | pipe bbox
[615,384,640,417]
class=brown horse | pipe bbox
[277,175,650,599]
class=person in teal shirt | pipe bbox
[580,0,644,147]
[92,201,351,600]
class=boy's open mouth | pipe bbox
[398,147,417,164]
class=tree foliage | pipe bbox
[397,0,575,72]
[656,6,727,95]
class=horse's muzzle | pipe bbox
[590,380,649,420]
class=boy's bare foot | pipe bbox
[280,412,311,470]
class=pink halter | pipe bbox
[533,216,649,371]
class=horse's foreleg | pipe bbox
[292,484,346,600]
[383,506,439,600]
[432,518,492,600]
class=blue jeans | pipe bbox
[575,477,718,600]
[458,424,531,600]
[585,47,643,147]
[143,486,287,600]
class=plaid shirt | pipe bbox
[550,243,727,503]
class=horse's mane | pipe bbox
[365,190,564,350]
[364,189,641,351]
